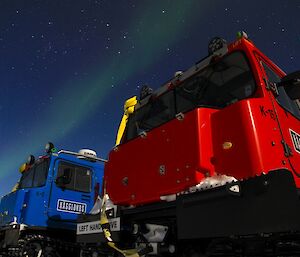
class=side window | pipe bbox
[19,168,35,188]
[19,160,49,189]
[261,62,300,119]
[175,51,256,110]
[33,161,49,187]
[125,90,175,141]
[57,162,92,193]
[137,91,175,131]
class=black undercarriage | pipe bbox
[0,226,79,257]
[78,169,300,257]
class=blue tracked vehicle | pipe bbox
[0,143,105,257]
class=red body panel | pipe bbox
[211,99,288,178]
[253,52,300,188]
[105,37,300,206]
[105,109,216,205]
[275,104,300,188]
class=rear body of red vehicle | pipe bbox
[78,33,300,257]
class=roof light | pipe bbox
[237,31,248,39]
[208,37,227,55]
[45,142,56,153]
[19,163,27,173]
[26,155,35,165]
[174,71,183,78]
[140,85,153,100]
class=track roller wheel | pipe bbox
[21,241,61,257]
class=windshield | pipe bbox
[176,51,255,111]
[124,51,256,143]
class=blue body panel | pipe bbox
[0,152,104,231]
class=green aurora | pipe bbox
[0,1,208,185]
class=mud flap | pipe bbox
[176,169,300,239]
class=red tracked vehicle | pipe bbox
[77,32,300,257]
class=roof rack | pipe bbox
[57,150,107,163]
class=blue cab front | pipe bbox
[0,148,104,232]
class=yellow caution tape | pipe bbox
[115,96,137,145]
[100,192,140,257]
[107,242,140,257]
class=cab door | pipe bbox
[259,58,300,182]
[47,159,94,223]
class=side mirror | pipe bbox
[55,168,71,188]
[278,70,300,100]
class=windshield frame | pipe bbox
[123,50,257,143]
[55,160,93,193]
[175,50,257,110]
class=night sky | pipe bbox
[0,0,299,195]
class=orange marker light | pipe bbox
[222,142,233,150]
[19,163,27,173]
